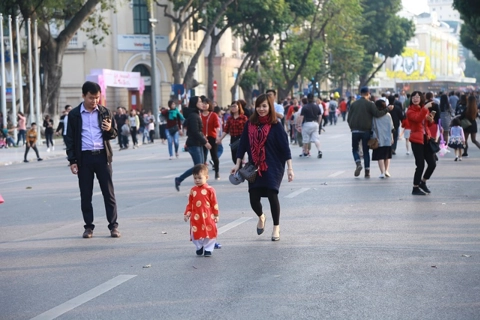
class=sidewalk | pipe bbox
[0,141,68,166]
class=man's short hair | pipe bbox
[266,89,276,96]
[31,122,36,126]
[82,81,101,96]
[64,105,71,110]
[360,86,369,94]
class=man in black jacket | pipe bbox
[66,81,120,238]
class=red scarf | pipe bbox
[248,116,271,176]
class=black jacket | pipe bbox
[183,107,207,147]
[66,103,117,166]
[388,101,404,129]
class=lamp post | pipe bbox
[149,2,159,138]
[0,14,7,129]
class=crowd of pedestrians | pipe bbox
[2,80,480,253]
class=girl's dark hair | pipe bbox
[439,94,449,112]
[249,94,277,125]
[450,117,461,127]
[375,99,386,110]
[168,100,175,108]
[410,91,425,106]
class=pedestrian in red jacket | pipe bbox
[406,91,436,196]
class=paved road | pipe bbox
[1,120,479,320]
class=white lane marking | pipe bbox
[328,170,345,177]
[0,177,34,185]
[285,188,310,198]
[218,217,252,235]
[70,191,102,201]
[30,275,137,320]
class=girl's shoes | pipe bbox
[455,157,458,161]
[271,225,280,241]
[257,214,266,235]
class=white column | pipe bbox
[27,19,34,125]
[8,15,17,139]
[34,20,41,138]
[0,14,7,129]
[16,16,24,114]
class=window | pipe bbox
[133,0,149,34]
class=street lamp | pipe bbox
[149,2,159,138]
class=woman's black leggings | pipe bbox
[249,188,281,226]
[411,141,436,185]
[203,136,219,174]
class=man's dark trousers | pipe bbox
[78,150,118,230]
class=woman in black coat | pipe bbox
[231,94,294,241]
[174,96,211,192]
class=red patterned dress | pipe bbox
[184,184,219,240]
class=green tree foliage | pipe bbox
[464,57,480,84]
[453,0,480,60]
[358,0,415,89]
[1,0,117,116]
[260,0,361,100]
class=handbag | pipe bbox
[460,118,472,129]
[367,119,379,150]
[238,163,258,183]
[229,138,240,150]
[168,125,179,135]
[428,138,440,153]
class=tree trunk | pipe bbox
[207,38,216,101]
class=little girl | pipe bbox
[184,164,219,257]
[448,117,466,161]
[401,117,411,155]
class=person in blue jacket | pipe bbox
[231,93,294,241]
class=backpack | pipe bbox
[329,100,337,112]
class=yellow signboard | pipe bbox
[387,48,436,81]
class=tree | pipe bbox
[156,0,235,91]
[357,0,415,89]
[464,57,480,84]
[260,0,360,100]
[453,0,480,60]
[1,0,116,116]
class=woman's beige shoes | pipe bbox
[271,225,280,241]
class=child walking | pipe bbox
[184,164,219,257]
[401,117,411,155]
[448,117,466,161]
[148,118,155,143]
[24,123,43,162]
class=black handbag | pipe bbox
[428,138,440,153]
[238,163,258,183]
[229,138,240,150]
[168,125,179,135]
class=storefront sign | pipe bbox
[117,35,169,52]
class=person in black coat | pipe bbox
[388,95,405,154]
[231,93,294,241]
[174,96,211,192]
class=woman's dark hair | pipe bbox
[387,95,395,105]
[375,99,386,110]
[466,95,478,120]
[231,101,244,115]
[206,100,214,112]
[410,91,425,106]
[188,96,200,109]
[459,94,467,106]
[439,94,449,112]
[425,92,434,101]
[249,93,277,125]
[450,117,461,127]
